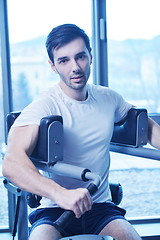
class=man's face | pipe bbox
[51,37,92,91]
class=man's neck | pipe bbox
[58,82,88,101]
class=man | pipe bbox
[3,24,160,240]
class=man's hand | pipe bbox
[54,187,93,218]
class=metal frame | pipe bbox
[91,0,108,86]
[0,0,14,233]
[0,0,13,141]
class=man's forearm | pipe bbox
[2,152,93,218]
[2,152,62,202]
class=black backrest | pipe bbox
[7,108,148,165]
[111,108,148,147]
[6,112,63,164]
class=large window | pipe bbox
[7,0,92,111]
[107,0,160,113]
[107,0,160,218]
[1,0,160,234]
[0,0,92,230]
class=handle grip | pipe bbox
[87,183,98,196]
[53,183,98,233]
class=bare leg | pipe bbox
[99,219,142,240]
[29,224,63,240]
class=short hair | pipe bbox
[46,24,91,63]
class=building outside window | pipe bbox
[7,0,93,112]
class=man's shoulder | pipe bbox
[37,83,60,100]
[89,83,116,96]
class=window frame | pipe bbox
[0,0,160,234]
[0,0,14,233]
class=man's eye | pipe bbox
[78,54,88,61]
[59,59,68,64]
[78,55,86,60]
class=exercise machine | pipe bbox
[3,108,148,240]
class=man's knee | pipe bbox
[29,224,63,240]
[99,219,142,240]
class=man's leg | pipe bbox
[99,219,142,240]
[29,224,63,240]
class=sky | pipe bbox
[7,0,160,43]
[107,0,160,40]
[7,0,92,43]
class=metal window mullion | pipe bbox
[0,0,14,233]
[0,0,13,143]
[91,0,108,86]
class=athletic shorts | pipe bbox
[29,202,126,237]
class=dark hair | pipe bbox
[46,24,91,63]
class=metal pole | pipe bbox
[110,145,160,161]
[91,0,108,86]
[0,0,14,233]
[0,0,13,143]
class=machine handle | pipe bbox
[53,183,98,233]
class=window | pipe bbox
[107,0,160,113]
[107,0,160,218]
[1,0,92,230]
[7,0,92,111]
[0,47,9,228]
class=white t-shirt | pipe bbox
[13,83,132,208]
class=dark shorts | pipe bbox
[29,202,126,237]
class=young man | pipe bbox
[3,24,160,240]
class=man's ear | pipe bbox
[90,53,93,65]
[48,60,58,73]
[89,48,92,64]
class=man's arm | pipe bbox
[148,117,160,150]
[2,125,92,218]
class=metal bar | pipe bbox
[85,171,101,187]
[17,192,28,240]
[0,0,13,143]
[7,191,16,233]
[92,0,108,86]
[35,161,87,180]
[3,179,22,196]
[110,145,160,161]
[35,161,102,186]
[0,0,14,233]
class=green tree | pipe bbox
[13,72,32,111]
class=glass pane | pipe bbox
[8,0,92,111]
[0,42,9,227]
[107,0,160,218]
[107,0,160,113]
[109,152,160,218]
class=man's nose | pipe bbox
[71,59,81,72]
